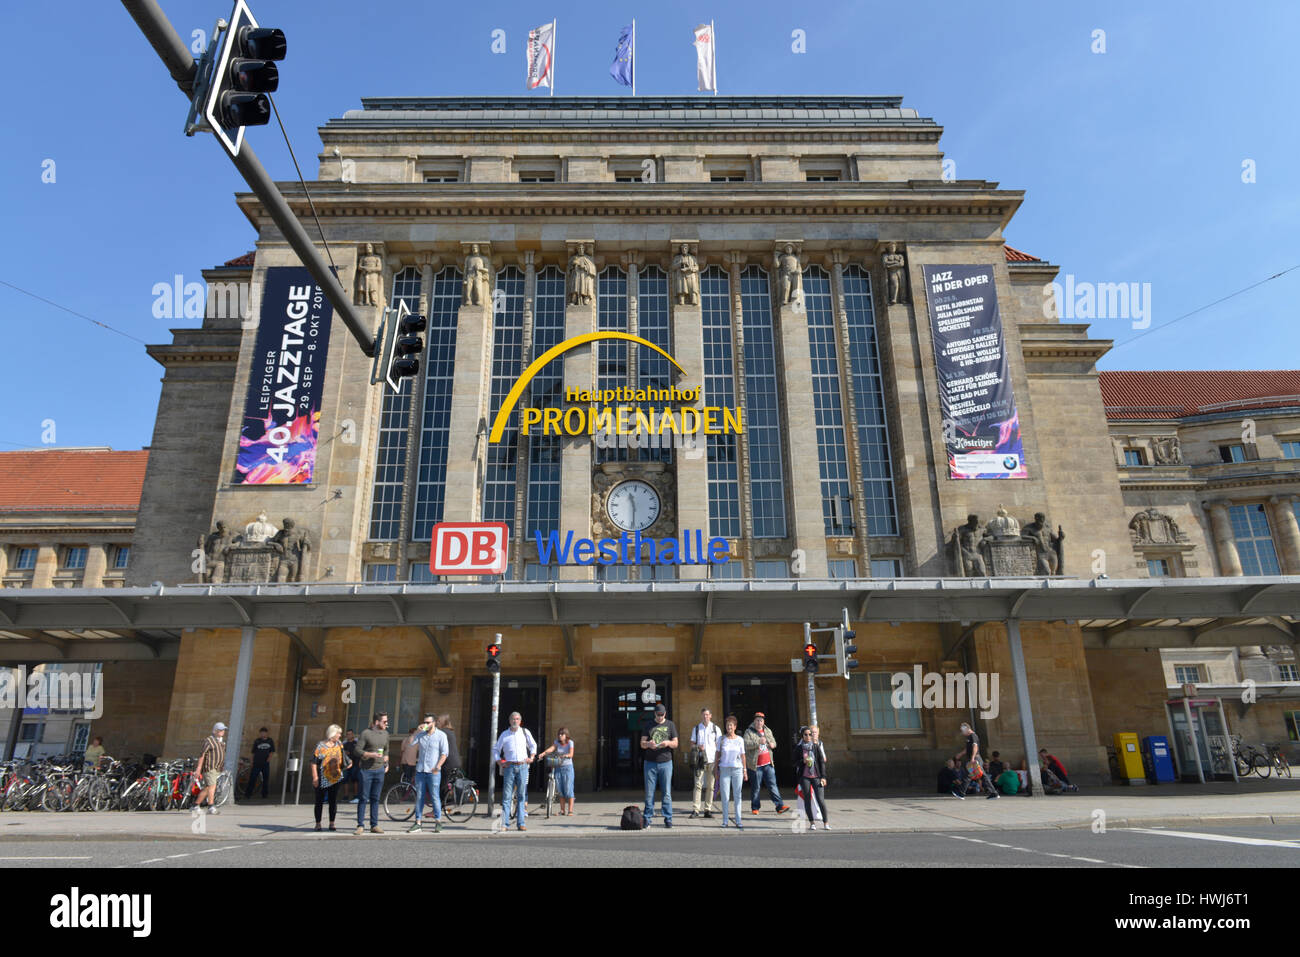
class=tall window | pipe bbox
[63,547,88,570]
[411,269,463,542]
[343,677,422,737]
[637,266,672,463]
[1229,504,1281,576]
[13,548,36,570]
[741,266,786,538]
[1147,558,1171,577]
[842,266,899,536]
[702,267,741,537]
[804,266,851,536]
[481,267,525,534]
[525,267,566,537]
[848,672,921,731]
[596,267,629,464]
[368,268,422,540]
[1278,664,1298,682]
[112,546,131,569]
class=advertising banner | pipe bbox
[233,267,333,484]
[922,264,1027,479]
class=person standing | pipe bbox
[244,727,275,799]
[400,726,420,784]
[536,728,577,816]
[311,724,348,831]
[716,714,747,829]
[689,708,721,819]
[83,736,107,768]
[640,703,678,828]
[952,722,998,800]
[794,726,831,831]
[354,712,390,834]
[743,712,790,815]
[407,714,448,833]
[195,722,227,814]
[436,715,461,780]
[493,712,537,831]
[342,730,360,802]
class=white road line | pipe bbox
[938,833,1141,868]
[120,841,266,868]
[0,856,92,860]
[1123,827,1300,848]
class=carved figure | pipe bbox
[951,514,989,577]
[201,521,237,584]
[568,244,596,305]
[883,242,908,304]
[354,243,384,307]
[462,243,491,306]
[1021,512,1064,575]
[1153,436,1183,465]
[986,505,1020,539]
[671,244,700,305]
[243,512,278,545]
[272,518,312,583]
[1129,507,1182,544]
[775,244,803,306]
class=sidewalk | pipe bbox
[5,778,1300,841]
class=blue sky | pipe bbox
[2,0,1297,452]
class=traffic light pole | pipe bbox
[488,670,500,811]
[806,671,818,728]
[121,0,377,357]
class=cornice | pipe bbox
[319,129,943,147]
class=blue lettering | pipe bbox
[597,540,619,565]
[534,530,573,563]
[709,537,730,563]
[658,538,679,564]
[574,539,596,565]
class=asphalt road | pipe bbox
[3,823,1299,868]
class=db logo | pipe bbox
[430,522,509,575]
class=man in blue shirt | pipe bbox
[408,713,449,833]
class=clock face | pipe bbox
[606,480,661,532]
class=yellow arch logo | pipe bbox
[487,332,686,443]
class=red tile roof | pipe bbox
[1003,245,1041,263]
[1100,370,1300,419]
[0,449,149,512]
[223,251,256,267]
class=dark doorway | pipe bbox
[596,675,671,791]
[723,674,799,787]
[468,676,547,795]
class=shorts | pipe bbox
[203,770,221,788]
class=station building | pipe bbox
[3,97,1298,792]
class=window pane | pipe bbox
[412,269,464,541]
[754,560,787,579]
[702,268,741,535]
[397,677,422,733]
[804,267,852,535]
[64,548,87,569]
[1229,504,1281,576]
[482,267,526,533]
[828,559,857,579]
[870,559,902,578]
[709,561,743,580]
[740,266,787,537]
[525,267,566,536]
[842,266,899,535]
[364,564,397,582]
[368,267,422,540]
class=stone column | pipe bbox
[1205,500,1243,577]
[442,243,494,526]
[1269,494,1300,575]
[671,241,709,581]
[727,252,754,575]
[559,241,596,582]
[511,251,537,579]
[774,241,829,579]
[82,544,108,589]
[0,546,9,582]
[32,544,57,588]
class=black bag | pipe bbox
[620,805,646,830]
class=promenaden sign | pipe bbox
[487,332,744,443]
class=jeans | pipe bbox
[749,763,783,811]
[357,768,384,827]
[643,760,673,823]
[502,764,529,828]
[692,760,716,812]
[244,762,270,798]
[554,763,574,799]
[718,766,744,826]
[414,770,442,822]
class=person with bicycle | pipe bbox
[407,713,449,833]
[536,727,576,816]
[311,724,349,831]
[195,722,227,814]
[493,712,537,831]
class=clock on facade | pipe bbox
[605,480,661,532]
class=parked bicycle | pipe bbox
[1264,742,1292,778]
[383,767,478,823]
[1230,734,1272,778]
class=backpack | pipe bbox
[620,805,646,830]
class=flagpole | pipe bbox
[711,20,717,95]
[550,19,556,96]
[631,19,636,97]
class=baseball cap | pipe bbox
[214,722,228,732]
[754,711,766,719]
[654,703,666,714]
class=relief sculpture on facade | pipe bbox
[671,243,700,305]
[568,243,596,305]
[354,243,385,307]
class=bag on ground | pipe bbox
[620,805,646,830]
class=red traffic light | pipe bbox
[803,643,817,658]
[802,642,818,674]
[486,642,501,672]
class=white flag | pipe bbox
[527,21,556,91]
[693,23,716,92]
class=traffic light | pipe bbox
[383,307,427,392]
[203,1,287,156]
[802,642,819,674]
[486,636,502,673]
[835,608,858,679]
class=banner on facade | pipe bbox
[923,264,1027,479]
[526,20,556,92]
[233,267,334,485]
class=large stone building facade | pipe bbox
[73,96,1297,789]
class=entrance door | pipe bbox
[597,675,671,791]
[468,676,547,794]
[723,674,799,787]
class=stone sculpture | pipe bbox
[200,521,237,584]
[568,243,596,305]
[462,243,491,306]
[354,243,384,307]
[986,505,1020,539]
[883,242,908,304]
[1021,512,1064,575]
[775,244,803,306]
[951,514,989,577]
[243,512,278,544]
[671,243,700,305]
[272,518,312,583]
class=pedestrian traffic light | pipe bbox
[835,607,858,679]
[486,640,502,673]
[383,305,427,392]
[203,1,287,157]
[802,642,819,674]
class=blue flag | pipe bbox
[610,24,633,88]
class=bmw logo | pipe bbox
[1002,456,1018,470]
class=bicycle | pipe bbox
[1230,734,1271,778]
[384,769,478,823]
[1264,743,1292,778]
[543,755,563,818]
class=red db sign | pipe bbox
[430,522,509,575]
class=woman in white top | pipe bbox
[715,714,748,830]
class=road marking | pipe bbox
[938,833,1141,868]
[120,842,266,868]
[0,856,92,860]
[1123,828,1300,848]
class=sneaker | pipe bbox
[354,826,365,836]
[314,823,322,832]
[370,825,383,834]
[751,809,759,816]
[703,811,713,819]
[809,822,817,831]
[208,808,219,815]
[950,788,965,800]
[776,805,790,815]
[737,825,743,831]
[518,825,527,831]
[328,824,336,832]
[689,811,699,819]
[665,820,673,828]
[822,823,833,830]
[721,821,728,828]
[348,797,359,804]
[407,822,422,833]
[987,791,1000,799]
[433,821,442,833]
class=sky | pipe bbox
[2,0,1298,453]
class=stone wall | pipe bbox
[91,660,177,761]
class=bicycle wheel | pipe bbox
[1235,753,1253,778]
[443,784,476,823]
[71,778,93,812]
[1252,754,1271,778]
[384,781,416,822]
[41,783,68,813]
[214,772,233,807]
[545,775,555,818]
[1280,755,1292,778]
[3,779,28,812]
[90,778,113,812]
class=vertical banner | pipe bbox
[922,264,1027,479]
[526,21,556,92]
[234,266,334,484]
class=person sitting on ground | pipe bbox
[1038,749,1078,791]
[938,758,959,795]
[988,750,1005,779]
[1040,764,1068,794]
[996,765,1020,795]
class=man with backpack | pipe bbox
[689,708,721,819]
